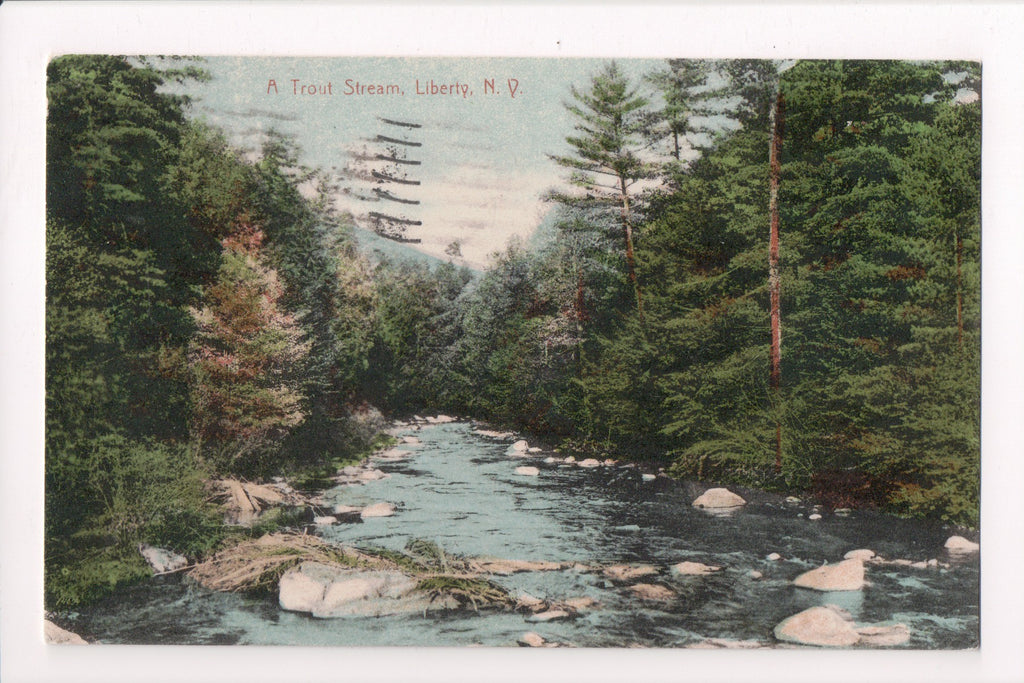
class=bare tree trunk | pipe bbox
[620,177,644,319]
[768,90,785,473]
[956,229,964,351]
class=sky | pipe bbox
[184,57,666,269]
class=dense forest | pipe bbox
[45,56,980,608]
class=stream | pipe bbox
[59,420,980,648]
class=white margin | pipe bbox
[2,2,1022,682]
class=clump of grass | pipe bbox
[415,576,513,611]
[188,533,357,594]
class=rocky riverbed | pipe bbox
[51,417,980,648]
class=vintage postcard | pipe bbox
[3,3,1022,683]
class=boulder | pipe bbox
[670,561,722,576]
[138,544,188,574]
[641,473,657,482]
[944,535,979,553]
[793,559,865,592]
[510,440,530,452]
[515,466,540,476]
[629,583,675,601]
[44,620,88,645]
[603,564,660,581]
[766,552,783,561]
[774,605,861,647]
[279,564,331,612]
[577,458,601,468]
[360,502,395,519]
[785,496,801,504]
[322,576,384,607]
[544,457,559,464]
[808,513,823,521]
[528,447,543,453]
[518,631,546,647]
[749,570,763,580]
[314,570,419,618]
[332,504,362,516]
[401,436,421,445]
[692,488,746,509]
[563,456,576,464]
[314,516,338,526]
[843,549,876,561]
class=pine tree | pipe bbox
[549,61,654,316]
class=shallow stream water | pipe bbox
[60,421,980,648]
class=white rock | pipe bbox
[692,488,747,509]
[332,504,362,516]
[774,606,860,647]
[314,516,338,526]
[313,571,418,618]
[749,570,764,579]
[603,459,618,466]
[808,513,823,521]
[671,561,722,576]
[511,440,530,452]
[578,458,601,468]
[844,549,876,561]
[44,620,88,645]
[563,456,576,464]
[360,502,395,518]
[785,496,802,504]
[321,577,383,608]
[641,473,657,482]
[279,565,329,612]
[528,447,543,453]
[401,436,422,445]
[793,559,865,592]
[515,466,540,476]
[138,544,188,574]
[518,631,546,647]
[544,457,559,464]
[944,535,979,553]
[767,552,783,561]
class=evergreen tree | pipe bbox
[549,61,654,315]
